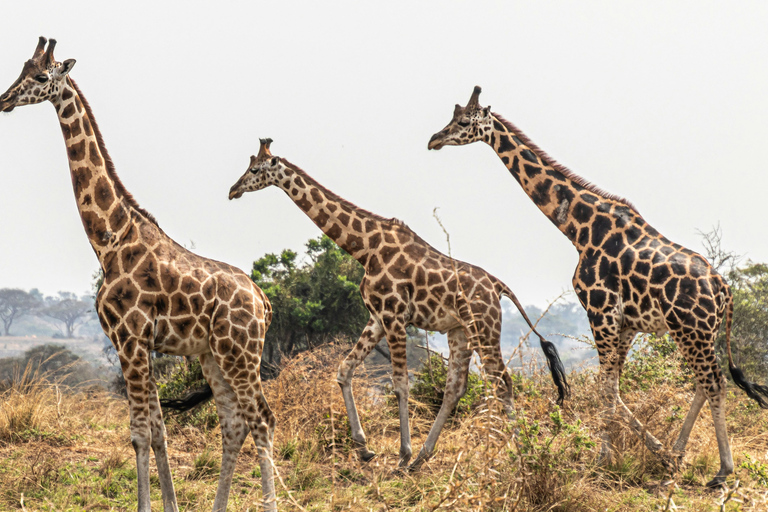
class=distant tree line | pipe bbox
[0,288,93,338]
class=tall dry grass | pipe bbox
[2,340,768,510]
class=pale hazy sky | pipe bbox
[1,1,767,308]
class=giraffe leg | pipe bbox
[706,385,733,487]
[117,340,155,512]
[599,333,676,463]
[147,376,178,512]
[198,352,249,512]
[408,328,472,471]
[670,386,707,466]
[674,331,733,487]
[336,316,384,461]
[594,328,636,465]
[481,335,516,418]
[384,322,412,467]
[614,394,665,453]
[209,331,276,511]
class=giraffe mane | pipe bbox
[280,158,408,228]
[68,78,160,227]
[492,113,640,214]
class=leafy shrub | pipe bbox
[512,407,596,509]
[740,454,768,487]
[408,354,487,418]
[620,334,691,393]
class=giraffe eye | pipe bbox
[249,168,258,174]
[34,74,49,84]
[457,120,470,127]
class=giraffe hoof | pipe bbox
[664,451,684,473]
[705,476,728,489]
[360,449,376,462]
[405,459,423,473]
[397,449,413,468]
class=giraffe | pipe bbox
[428,86,768,487]
[0,38,278,512]
[227,138,569,470]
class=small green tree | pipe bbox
[252,235,369,373]
[719,262,768,378]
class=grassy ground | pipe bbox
[2,341,768,511]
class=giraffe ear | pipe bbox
[53,59,76,79]
[270,156,280,166]
[483,106,491,117]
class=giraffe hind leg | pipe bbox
[198,352,249,512]
[676,330,734,487]
[408,328,472,471]
[209,325,276,511]
[671,386,706,468]
[388,323,413,467]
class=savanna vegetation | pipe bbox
[2,230,768,510]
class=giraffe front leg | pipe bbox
[117,340,156,512]
[597,364,620,466]
[337,317,384,462]
[590,321,635,467]
[409,328,472,472]
[148,377,178,512]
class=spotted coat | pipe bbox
[228,139,567,471]
[0,38,277,512]
[428,86,768,488]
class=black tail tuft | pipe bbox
[730,364,768,409]
[159,384,214,413]
[540,338,570,406]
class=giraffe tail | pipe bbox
[725,289,768,408]
[159,384,214,412]
[495,280,570,406]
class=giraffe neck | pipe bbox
[276,161,385,263]
[53,79,157,260]
[485,114,638,252]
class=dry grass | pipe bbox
[2,343,768,511]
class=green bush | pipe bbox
[620,334,691,393]
[409,354,487,418]
[511,407,596,508]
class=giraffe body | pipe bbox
[228,139,568,470]
[0,38,277,512]
[428,86,768,487]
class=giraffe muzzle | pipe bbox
[428,133,445,150]
[0,96,16,113]
[228,185,244,200]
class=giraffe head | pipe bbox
[428,86,492,150]
[228,138,286,199]
[0,37,76,113]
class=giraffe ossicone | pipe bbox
[228,138,569,471]
[0,37,278,512]
[429,85,768,488]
